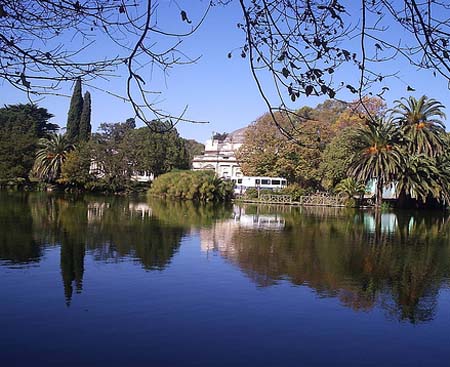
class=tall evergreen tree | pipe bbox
[66,78,83,143]
[79,91,92,142]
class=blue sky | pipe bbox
[2,0,450,143]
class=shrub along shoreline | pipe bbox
[148,170,234,202]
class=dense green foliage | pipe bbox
[123,122,190,177]
[237,98,385,189]
[81,119,191,192]
[79,91,92,142]
[0,98,202,193]
[0,104,57,184]
[319,127,361,190]
[32,134,74,183]
[349,96,450,207]
[66,78,83,143]
[183,139,204,167]
[60,143,93,188]
[335,178,366,198]
[237,95,450,208]
[149,170,234,202]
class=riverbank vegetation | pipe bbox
[0,81,204,193]
[237,96,450,208]
[2,81,449,207]
[149,170,234,202]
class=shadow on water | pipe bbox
[1,192,450,323]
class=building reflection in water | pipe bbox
[201,206,285,255]
[2,192,450,323]
[199,206,450,324]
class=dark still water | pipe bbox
[1,192,450,367]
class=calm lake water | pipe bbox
[1,192,450,366]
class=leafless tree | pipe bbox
[235,0,450,136]
[0,0,210,129]
[3,1,450,134]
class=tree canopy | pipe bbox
[79,91,92,142]
[237,98,379,188]
[0,104,57,182]
[80,119,191,191]
[3,1,450,130]
[349,95,450,207]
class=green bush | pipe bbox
[259,189,274,196]
[148,170,233,202]
[279,184,306,201]
[243,187,258,199]
[344,197,357,208]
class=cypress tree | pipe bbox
[79,91,92,142]
[66,78,83,143]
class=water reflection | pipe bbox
[0,193,42,264]
[61,237,85,306]
[0,193,188,305]
[200,205,450,323]
[1,192,450,323]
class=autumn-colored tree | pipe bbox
[332,97,387,132]
[236,111,326,185]
[237,102,342,187]
[236,113,284,177]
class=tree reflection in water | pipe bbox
[0,193,190,305]
[0,192,42,264]
[200,205,450,324]
[1,192,450,322]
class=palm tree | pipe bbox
[350,120,403,207]
[32,134,74,183]
[335,177,366,199]
[396,154,443,205]
[391,95,446,156]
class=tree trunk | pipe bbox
[376,178,383,208]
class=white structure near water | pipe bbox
[231,176,288,194]
[192,127,247,178]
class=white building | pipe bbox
[192,127,247,178]
[90,161,154,183]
